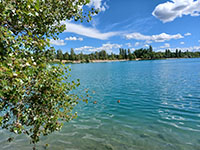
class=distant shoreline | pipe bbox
[52,57,200,64]
[53,59,142,64]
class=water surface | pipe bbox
[1,58,200,150]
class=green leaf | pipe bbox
[35,0,40,11]
[0,0,93,146]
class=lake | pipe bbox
[1,58,200,150]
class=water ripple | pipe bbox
[1,58,200,150]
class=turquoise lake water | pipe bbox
[1,58,200,150]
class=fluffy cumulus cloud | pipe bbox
[63,22,118,40]
[74,46,94,51]
[157,45,200,52]
[160,43,171,48]
[135,42,140,46]
[50,39,66,46]
[145,41,153,44]
[65,36,83,41]
[75,43,122,53]
[88,0,109,12]
[180,41,185,44]
[125,32,183,43]
[144,44,149,48]
[125,43,132,47]
[152,0,200,23]
[184,32,192,36]
[182,45,200,51]
[130,48,135,51]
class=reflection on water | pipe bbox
[1,58,200,150]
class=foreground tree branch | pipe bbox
[0,0,96,146]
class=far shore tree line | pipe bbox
[56,46,200,63]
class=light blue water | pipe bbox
[1,58,200,150]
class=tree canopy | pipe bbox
[0,0,95,146]
[55,46,200,63]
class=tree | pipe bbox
[119,48,123,59]
[99,50,108,60]
[165,49,171,58]
[110,52,115,60]
[125,49,128,59]
[80,52,84,60]
[0,0,96,147]
[70,48,76,61]
[76,54,81,61]
[89,53,95,60]
[128,49,133,60]
[148,45,153,59]
[63,52,70,60]
[57,49,63,62]
[149,45,153,53]
[95,51,99,60]
[175,49,179,58]
[62,47,199,61]
[179,50,182,58]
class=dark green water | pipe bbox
[1,58,200,150]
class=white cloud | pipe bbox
[145,41,152,44]
[88,0,109,12]
[75,43,122,53]
[198,40,200,43]
[160,43,170,48]
[50,39,66,46]
[178,46,200,52]
[125,43,132,47]
[180,45,200,51]
[125,32,183,42]
[144,44,149,48]
[180,42,185,44]
[99,43,122,52]
[75,46,94,51]
[184,32,192,36]
[152,0,200,23]
[157,45,200,52]
[65,36,83,41]
[135,42,140,46]
[63,22,119,40]
[130,48,135,51]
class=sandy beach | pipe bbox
[53,59,141,64]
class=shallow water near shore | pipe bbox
[1,58,200,150]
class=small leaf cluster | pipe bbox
[0,0,93,144]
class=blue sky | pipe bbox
[50,0,200,54]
